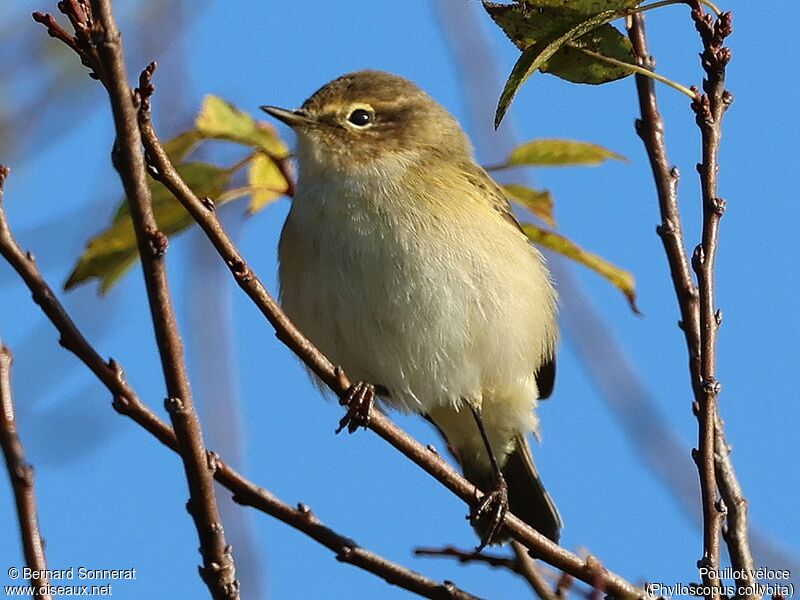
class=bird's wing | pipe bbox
[462,163,526,234]
[464,163,557,401]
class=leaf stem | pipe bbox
[630,0,722,18]
[571,45,697,99]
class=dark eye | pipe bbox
[347,108,374,127]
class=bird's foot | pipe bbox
[470,475,509,551]
[336,381,375,434]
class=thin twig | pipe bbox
[0,332,51,600]
[511,541,560,600]
[627,10,725,598]
[570,45,696,99]
[687,7,755,599]
[415,545,518,573]
[0,166,480,600]
[133,66,645,599]
[628,7,754,600]
[35,1,239,596]
[415,542,561,600]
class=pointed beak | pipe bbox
[260,105,314,129]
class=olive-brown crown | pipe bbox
[293,70,473,166]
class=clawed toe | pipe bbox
[336,381,375,434]
[470,476,509,551]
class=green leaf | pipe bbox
[112,162,231,223]
[66,162,232,292]
[522,224,640,313]
[501,184,555,227]
[495,7,628,127]
[506,139,626,167]
[162,130,201,163]
[196,95,289,158]
[543,26,635,84]
[247,153,289,213]
[517,0,641,14]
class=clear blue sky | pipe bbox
[1,1,797,599]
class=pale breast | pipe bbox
[278,170,557,414]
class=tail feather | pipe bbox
[425,410,562,544]
[503,435,562,543]
[459,434,562,545]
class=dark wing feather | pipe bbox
[534,356,556,400]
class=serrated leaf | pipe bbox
[66,162,232,292]
[522,224,640,313]
[196,95,289,158]
[501,184,555,227]
[247,153,289,213]
[495,7,626,127]
[506,139,626,167]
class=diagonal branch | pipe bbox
[0,331,51,600]
[134,66,645,599]
[0,165,480,600]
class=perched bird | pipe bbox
[263,70,561,547]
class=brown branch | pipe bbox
[627,13,719,598]
[688,7,755,599]
[0,335,52,599]
[628,8,754,600]
[134,66,645,600]
[0,166,480,600]
[511,541,560,600]
[34,2,239,597]
[415,545,519,573]
[414,543,578,600]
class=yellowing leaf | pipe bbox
[506,139,626,167]
[501,184,555,227]
[162,130,201,163]
[522,224,640,313]
[196,95,289,158]
[66,162,232,292]
[247,153,289,213]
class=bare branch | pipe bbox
[628,7,754,599]
[415,545,519,573]
[511,541,560,600]
[0,333,51,599]
[687,7,755,598]
[0,165,480,600]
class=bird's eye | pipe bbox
[347,108,374,127]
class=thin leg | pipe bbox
[471,406,503,477]
[469,405,509,551]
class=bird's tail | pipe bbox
[462,434,562,544]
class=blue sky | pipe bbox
[1,1,798,599]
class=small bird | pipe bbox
[263,70,561,548]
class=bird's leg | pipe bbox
[336,380,376,434]
[469,405,509,551]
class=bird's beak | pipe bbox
[260,105,315,129]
